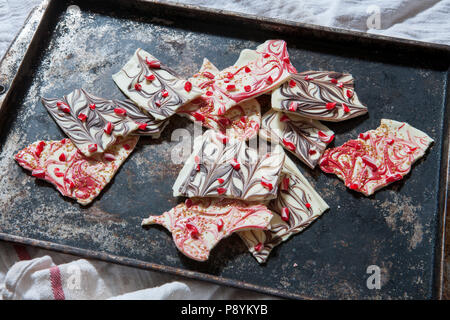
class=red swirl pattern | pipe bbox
[319,120,433,195]
[178,59,261,140]
[14,136,138,205]
[142,198,273,261]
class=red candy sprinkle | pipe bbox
[155,100,161,107]
[326,102,337,110]
[244,85,251,92]
[331,78,338,84]
[35,141,46,157]
[205,91,213,96]
[346,90,353,98]
[202,72,215,79]
[244,66,251,73]
[104,122,114,135]
[283,57,290,63]
[184,81,192,92]
[230,158,240,170]
[134,83,142,91]
[305,203,312,209]
[217,132,229,144]
[68,181,75,190]
[104,153,116,161]
[281,207,290,221]
[217,219,224,232]
[337,82,344,88]
[138,123,148,130]
[349,183,359,190]
[61,138,67,144]
[226,84,236,91]
[359,132,370,140]
[32,169,45,179]
[386,174,403,183]
[342,103,350,113]
[89,104,96,110]
[304,75,311,81]
[54,169,64,178]
[192,112,205,122]
[123,144,131,150]
[280,114,290,122]
[145,74,155,81]
[281,177,290,191]
[217,178,225,184]
[88,144,97,153]
[282,138,296,152]
[318,131,334,143]
[289,101,298,112]
[161,90,169,98]
[59,153,66,162]
[114,108,127,116]
[289,80,296,88]
[185,223,199,238]
[266,76,273,84]
[254,243,263,252]
[362,155,378,170]
[261,177,273,191]
[185,199,193,208]
[57,101,70,113]
[264,53,270,58]
[78,113,87,122]
[217,187,227,195]
[146,58,161,68]
[309,149,317,155]
[386,138,395,145]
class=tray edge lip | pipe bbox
[0,0,448,300]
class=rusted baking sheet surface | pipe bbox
[0,0,449,299]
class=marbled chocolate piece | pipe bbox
[14,136,139,205]
[42,89,139,157]
[142,198,273,261]
[238,155,329,263]
[116,99,169,138]
[319,119,433,196]
[259,110,334,168]
[112,48,203,120]
[178,59,261,140]
[272,71,368,122]
[173,130,285,201]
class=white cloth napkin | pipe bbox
[0,0,449,300]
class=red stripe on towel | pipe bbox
[50,266,65,300]
[13,244,31,261]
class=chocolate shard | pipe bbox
[14,136,139,205]
[177,59,261,140]
[320,119,433,196]
[272,70,368,122]
[142,198,273,261]
[173,130,286,201]
[112,48,203,120]
[41,88,140,156]
[238,155,329,263]
[259,110,334,169]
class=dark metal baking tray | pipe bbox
[0,0,448,299]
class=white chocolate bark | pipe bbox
[142,198,273,261]
[112,48,203,120]
[259,110,334,169]
[238,155,329,263]
[173,130,285,201]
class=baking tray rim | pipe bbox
[0,0,448,300]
